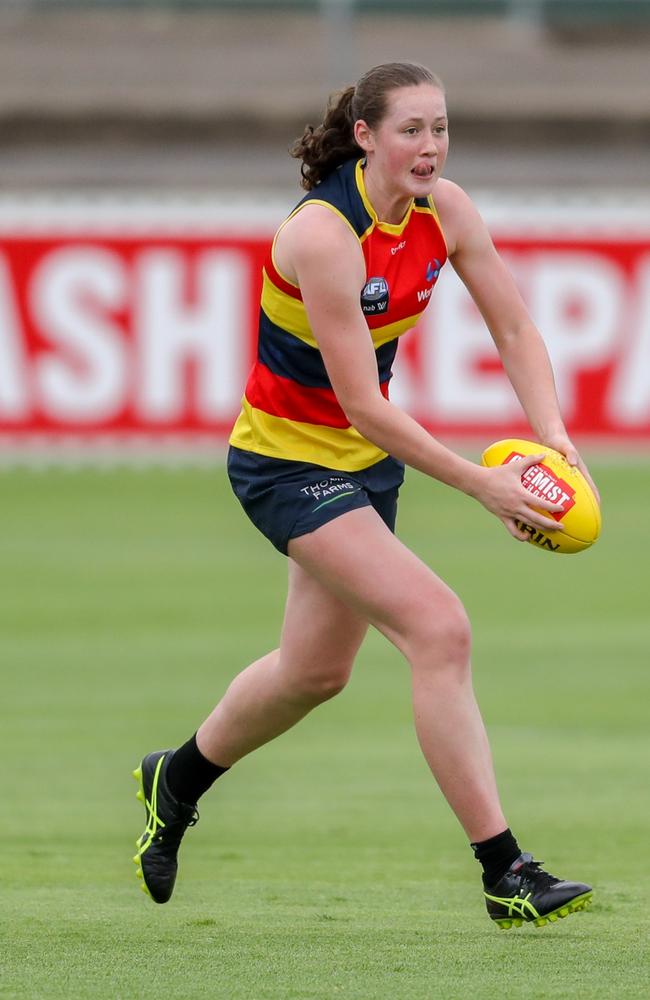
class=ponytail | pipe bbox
[290,86,360,191]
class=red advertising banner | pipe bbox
[398,235,650,440]
[0,235,266,437]
[1,201,649,449]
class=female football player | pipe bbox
[133,62,596,928]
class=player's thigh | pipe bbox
[287,506,470,662]
[279,558,369,690]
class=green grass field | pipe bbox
[2,458,649,999]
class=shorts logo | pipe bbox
[300,477,360,512]
[361,276,389,315]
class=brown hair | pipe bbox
[290,62,445,191]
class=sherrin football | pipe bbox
[481,438,601,554]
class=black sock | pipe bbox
[166,733,229,805]
[471,828,521,887]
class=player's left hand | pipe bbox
[543,432,601,507]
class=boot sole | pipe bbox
[494,891,593,929]
[132,763,153,900]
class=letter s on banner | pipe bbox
[31,248,128,422]
[0,255,30,418]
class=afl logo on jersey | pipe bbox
[361,276,390,315]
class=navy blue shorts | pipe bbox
[227,447,405,555]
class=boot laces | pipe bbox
[157,805,199,844]
[519,857,560,891]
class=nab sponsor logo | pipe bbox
[505,452,576,521]
[361,276,389,315]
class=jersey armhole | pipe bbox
[271,200,362,288]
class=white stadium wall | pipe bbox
[1,195,649,460]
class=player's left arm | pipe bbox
[435,180,599,502]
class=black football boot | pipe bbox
[132,750,199,903]
[483,852,593,928]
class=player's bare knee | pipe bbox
[311,671,350,702]
[405,598,472,677]
[442,604,472,669]
[287,665,351,704]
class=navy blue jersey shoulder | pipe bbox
[295,159,371,238]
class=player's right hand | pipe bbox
[474,453,566,542]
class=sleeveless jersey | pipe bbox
[229,157,448,472]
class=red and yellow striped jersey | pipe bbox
[229,157,448,471]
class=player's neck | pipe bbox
[362,168,412,226]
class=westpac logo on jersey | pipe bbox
[361,276,389,315]
[417,258,442,302]
[426,258,442,283]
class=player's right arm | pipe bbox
[275,205,563,539]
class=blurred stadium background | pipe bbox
[1,0,649,193]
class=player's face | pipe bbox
[358,84,449,198]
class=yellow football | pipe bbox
[481,438,601,554]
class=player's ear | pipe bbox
[354,119,374,153]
